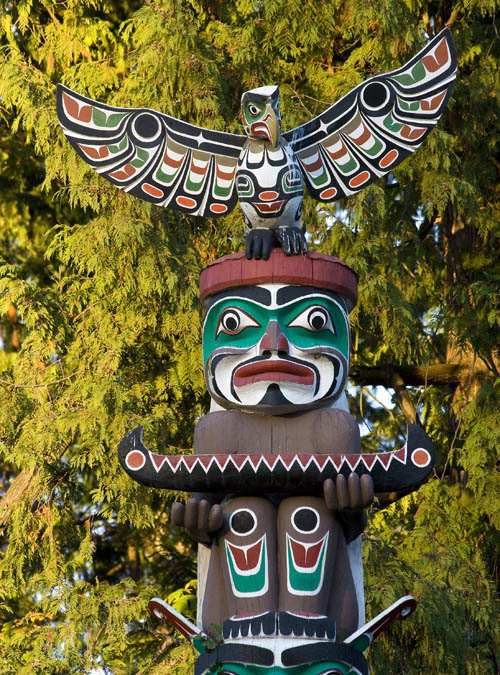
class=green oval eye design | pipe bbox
[216,306,261,336]
[287,305,336,334]
[245,101,265,121]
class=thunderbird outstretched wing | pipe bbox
[283,28,457,202]
[56,84,246,217]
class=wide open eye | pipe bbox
[247,103,260,116]
[287,305,335,333]
[216,307,261,336]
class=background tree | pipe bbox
[0,0,498,672]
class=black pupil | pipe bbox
[231,510,255,534]
[293,508,318,532]
[223,313,239,331]
[363,81,387,108]
[310,311,326,330]
[134,113,159,138]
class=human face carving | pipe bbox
[202,285,350,415]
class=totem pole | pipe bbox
[57,28,457,673]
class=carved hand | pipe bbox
[323,474,374,543]
[171,498,224,544]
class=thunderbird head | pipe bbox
[241,85,281,148]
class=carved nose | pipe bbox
[259,320,289,355]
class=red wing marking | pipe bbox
[210,203,228,214]
[319,187,337,200]
[401,126,427,141]
[379,149,399,168]
[422,37,449,72]
[142,183,164,198]
[63,92,92,123]
[421,90,447,111]
[349,171,370,188]
[109,163,135,180]
[78,144,109,160]
[176,196,197,209]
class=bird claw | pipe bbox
[245,228,274,260]
[245,227,308,260]
[276,226,308,256]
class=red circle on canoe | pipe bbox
[126,450,146,471]
[411,448,431,467]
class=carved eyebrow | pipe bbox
[276,285,347,310]
[203,286,272,309]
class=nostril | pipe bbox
[277,350,288,357]
[261,350,272,357]
[277,333,289,352]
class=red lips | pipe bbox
[233,359,314,387]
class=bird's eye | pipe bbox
[247,104,260,116]
[216,307,261,336]
[287,305,335,333]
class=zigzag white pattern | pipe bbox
[148,445,408,475]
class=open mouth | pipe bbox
[233,359,314,387]
[252,200,285,214]
[250,121,271,142]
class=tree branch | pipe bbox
[350,363,484,387]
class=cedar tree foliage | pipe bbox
[0,0,498,673]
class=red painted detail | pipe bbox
[176,196,197,209]
[394,446,407,462]
[210,203,228,214]
[78,144,109,160]
[361,453,377,470]
[167,455,182,470]
[379,149,399,169]
[401,125,426,141]
[216,163,236,181]
[421,90,446,111]
[163,149,186,168]
[377,453,392,469]
[290,537,324,568]
[299,153,323,172]
[109,163,135,180]
[198,249,358,308]
[250,121,271,143]
[126,450,146,470]
[230,455,249,468]
[344,455,361,471]
[422,37,448,72]
[63,92,92,123]
[142,183,164,198]
[259,331,289,353]
[349,171,370,189]
[349,122,371,146]
[252,200,284,214]
[227,539,262,571]
[182,455,197,468]
[234,359,314,387]
[319,187,337,200]
[190,159,209,176]
[324,139,347,161]
[411,448,431,467]
[264,455,280,470]
[150,453,167,470]
[259,191,279,201]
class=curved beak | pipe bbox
[250,104,280,147]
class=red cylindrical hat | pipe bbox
[199,249,358,308]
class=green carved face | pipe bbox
[217,662,359,674]
[203,285,350,414]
